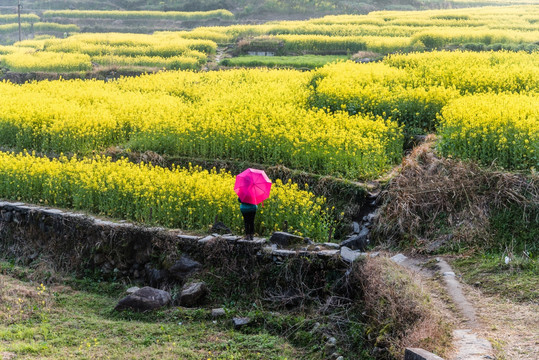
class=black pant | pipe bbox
[241,210,256,238]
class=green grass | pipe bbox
[452,254,538,303]
[219,55,349,69]
[448,204,538,303]
[0,271,306,359]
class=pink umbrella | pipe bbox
[234,168,272,205]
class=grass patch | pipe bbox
[0,272,304,359]
[220,55,349,69]
[453,254,538,303]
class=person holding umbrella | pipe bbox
[234,168,272,240]
[238,198,257,240]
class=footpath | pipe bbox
[393,254,495,360]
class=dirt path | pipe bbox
[392,254,535,360]
[462,280,538,360]
[397,253,539,359]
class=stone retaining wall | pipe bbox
[0,200,356,285]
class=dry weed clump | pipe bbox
[0,275,52,325]
[352,257,452,359]
[372,136,538,251]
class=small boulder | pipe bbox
[126,286,140,294]
[178,282,208,307]
[114,286,171,312]
[269,231,305,247]
[198,235,216,244]
[340,226,369,251]
[232,317,252,329]
[211,308,226,318]
[390,253,408,264]
[340,246,366,263]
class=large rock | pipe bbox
[114,286,171,312]
[340,226,369,251]
[168,255,202,281]
[340,247,366,263]
[178,282,208,307]
[269,231,305,247]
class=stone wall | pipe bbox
[0,200,348,286]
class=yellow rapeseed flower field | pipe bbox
[0,68,403,179]
[0,151,332,239]
[437,93,539,170]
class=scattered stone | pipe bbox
[390,253,408,264]
[271,249,297,257]
[322,242,340,249]
[42,208,64,215]
[1,210,13,222]
[326,337,337,346]
[115,286,171,312]
[198,235,216,244]
[369,251,380,258]
[211,308,226,318]
[238,237,267,245]
[232,316,252,329]
[340,246,366,263]
[351,221,361,233]
[211,221,231,234]
[443,271,455,277]
[177,234,201,241]
[269,231,305,247]
[178,282,208,307]
[126,286,140,294]
[222,234,241,242]
[404,348,445,360]
[168,255,202,281]
[325,337,337,354]
[340,226,369,251]
[317,249,339,258]
[13,212,22,224]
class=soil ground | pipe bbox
[397,254,538,360]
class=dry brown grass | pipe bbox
[462,282,539,360]
[373,136,538,251]
[351,257,453,359]
[0,274,51,325]
[351,51,381,60]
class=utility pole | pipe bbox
[17,0,22,42]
